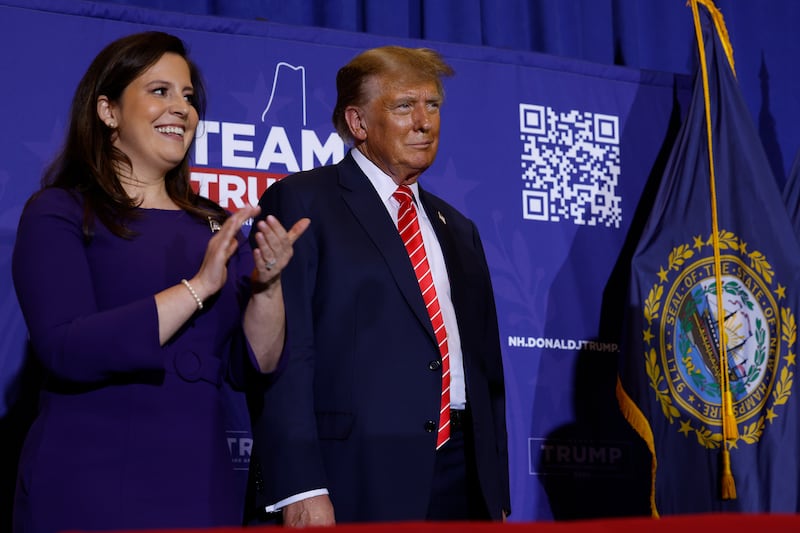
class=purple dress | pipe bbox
[11,188,257,532]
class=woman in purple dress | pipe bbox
[11,31,308,532]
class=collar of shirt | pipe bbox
[351,148,425,220]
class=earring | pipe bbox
[107,121,116,128]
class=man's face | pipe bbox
[356,75,442,185]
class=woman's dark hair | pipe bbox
[41,31,225,239]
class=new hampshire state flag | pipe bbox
[617,0,800,516]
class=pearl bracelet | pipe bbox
[181,279,204,311]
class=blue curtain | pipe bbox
[86,0,799,186]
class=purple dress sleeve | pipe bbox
[12,188,162,383]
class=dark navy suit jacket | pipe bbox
[248,151,509,522]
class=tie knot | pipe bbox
[393,185,414,207]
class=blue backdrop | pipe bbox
[0,0,794,526]
[84,0,800,190]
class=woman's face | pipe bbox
[103,52,198,180]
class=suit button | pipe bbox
[428,359,441,371]
[424,420,436,432]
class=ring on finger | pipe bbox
[265,259,277,270]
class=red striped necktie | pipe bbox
[393,185,450,450]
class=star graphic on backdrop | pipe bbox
[0,121,66,224]
[693,235,705,250]
[658,266,669,283]
[784,350,796,366]
[679,419,693,436]
[643,328,654,344]
[228,73,280,123]
[233,70,319,127]
[25,121,66,165]
[423,157,480,215]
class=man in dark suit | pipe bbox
[248,45,509,526]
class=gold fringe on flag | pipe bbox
[616,378,660,517]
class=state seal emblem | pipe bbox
[643,230,795,448]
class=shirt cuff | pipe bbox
[264,488,329,513]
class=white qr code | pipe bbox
[520,103,621,228]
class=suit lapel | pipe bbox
[337,154,437,343]
[419,189,472,332]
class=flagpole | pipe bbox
[689,0,738,500]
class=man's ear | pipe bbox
[344,106,367,141]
